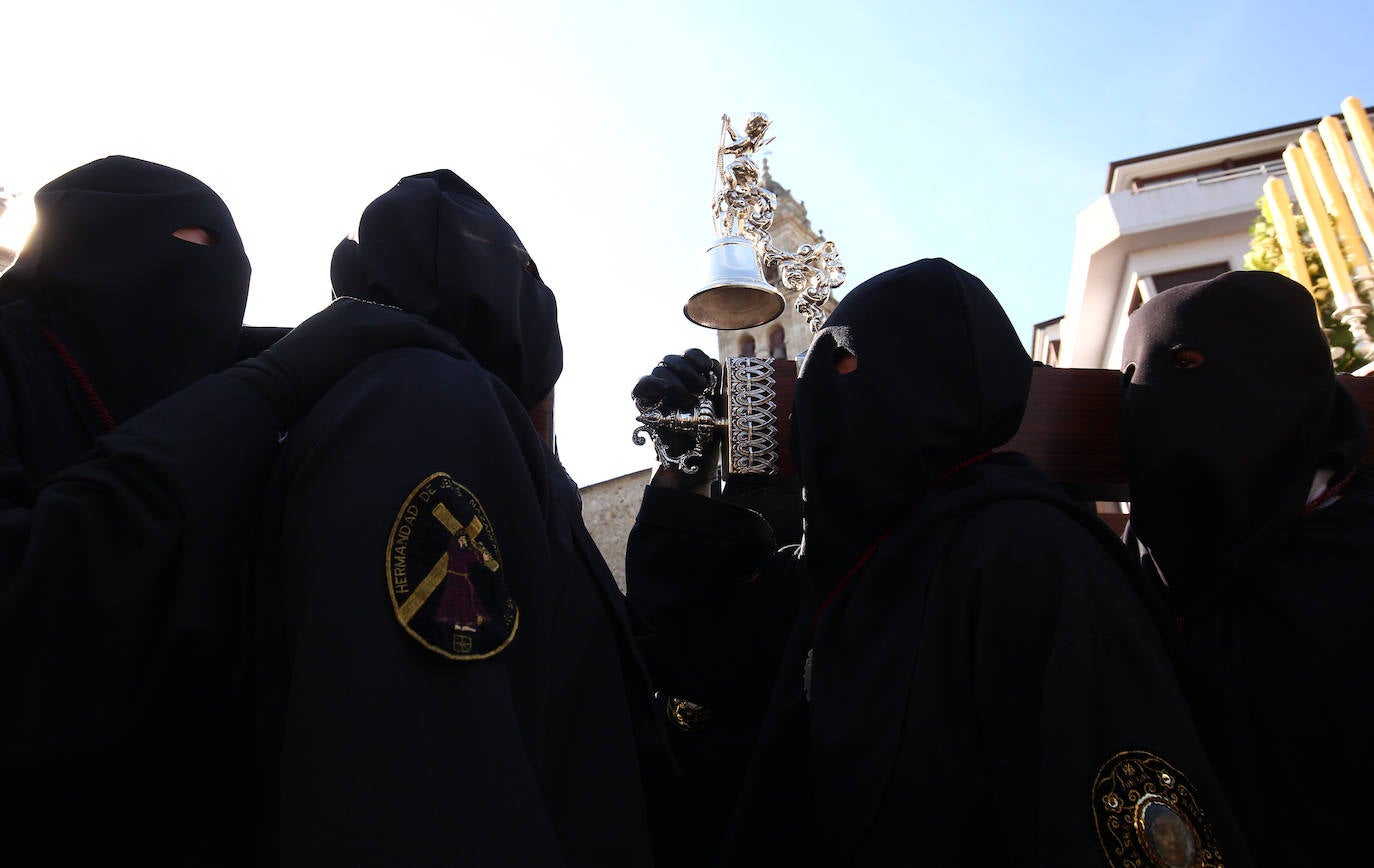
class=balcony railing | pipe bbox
[1132,159,1289,194]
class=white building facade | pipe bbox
[1045,112,1373,369]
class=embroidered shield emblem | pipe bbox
[386,472,518,660]
[1092,750,1221,868]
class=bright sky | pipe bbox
[4,0,1372,486]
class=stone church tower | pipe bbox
[714,163,838,364]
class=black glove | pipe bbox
[227,297,464,424]
[632,348,721,458]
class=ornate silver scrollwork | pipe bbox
[711,112,846,334]
[631,369,723,474]
[763,240,848,332]
[724,356,781,475]
[632,358,787,477]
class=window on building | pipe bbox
[1129,264,1230,317]
[740,334,756,357]
[768,326,787,360]
[1128,279,1153,317]
[1032,316,1063,366]
[1151,263,1231,293]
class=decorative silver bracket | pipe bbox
[632,370,723,474]
[1346,265,1374,360]
[632,358,787,476]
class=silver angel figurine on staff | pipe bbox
[685,113,846,333]
[640,112,846,477]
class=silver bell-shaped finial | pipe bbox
[684,234,786,330]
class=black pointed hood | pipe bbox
[791,257,1032,582]
[0,155,251,422]
[330,170,562,409]
[1120,269,1368,613]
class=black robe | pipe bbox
[249,348,661,867]
[631,455,1251,867]
[1132,468,1374,868]
[0,309,289,865]
[0,157,279,867]
[250,170,667,866]
[626,485,795,868]
[629,258,1251,867]
[1120,270,1374,867]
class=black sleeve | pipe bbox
[625,484,802,868]
[0,372,283,762]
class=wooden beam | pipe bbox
[1007,366,1374,502]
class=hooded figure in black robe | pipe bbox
[1120,269,1373,867]
[250,170,665,867]
[0,156,462,867]
[629,258,1252,867]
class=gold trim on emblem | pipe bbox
[385,472,519,661]
[666,697,712,732]
[1091,749,1223,868]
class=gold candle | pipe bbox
[1264,177,1315,288]
[1341,97,1374,188]
[1299,129,1371,272]
[1284,143,1362,311]
[1318,116,1374,270]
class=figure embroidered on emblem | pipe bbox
[385,472,519,661]
[1091,750,1222,868]
[803,647,813,701]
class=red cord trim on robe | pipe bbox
[1301,466,1356,516]
[42,328,118,433]
[811,450,994,629]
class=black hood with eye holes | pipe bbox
[1120,269,1368,614]
[791,257,1032,583]
[329,170,562,410]
[0,156,252,423]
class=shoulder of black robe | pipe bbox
[1145,465,1374,866]
[256,347,655,868]
[720,258,1249,867]
[237,324,290,359]
[720,453,1250,868]
[0,358,287,867]
[0,301,108,483]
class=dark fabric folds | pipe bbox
[791,258,1031,585]
[629,257,1247,866]
[329,169,562,409]
[1120,269,1374,866]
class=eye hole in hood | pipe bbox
[172,226,218,246]
[833,346,857,374]
[1170,346,1205,370]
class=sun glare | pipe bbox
[0,191,36,269]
